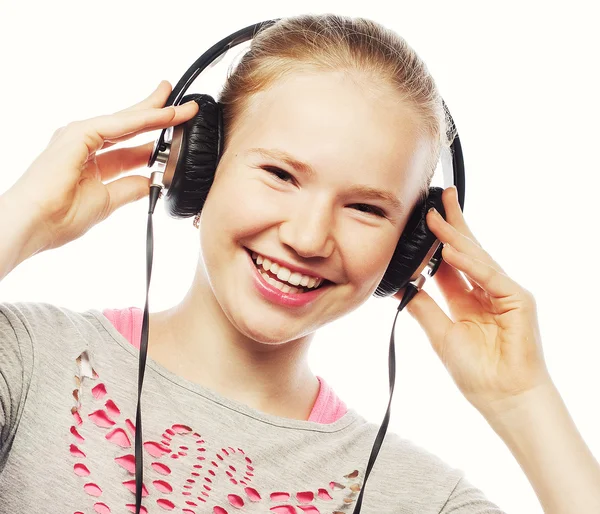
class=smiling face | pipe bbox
[197,69,432,345]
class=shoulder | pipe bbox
[377,429,465,494]
[345,416,502,512]
[344,416,503,508]
[1,300,92,329]
[0,301,112,353]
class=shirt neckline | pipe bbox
[86,309,362,434]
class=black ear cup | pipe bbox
[163,94,224,218]
[373,186,446,298]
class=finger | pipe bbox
[94,101,199,142]
[95,141,118,151]
[427,207,506,275]
[438,187,507,278]
[97,127,161,150]
[97,134,142,151]
[98,132,152,151]
[50,101,199,170]
[442,186,482,247]
[117,80,173,113]
[95,141,156,182]
[441,244,517,300]
[439,248,481,291]
[98,99,199,150]
[392,256,480,312]
[432,257,481,310]
[104,174,151,218]
[403,287,453,361]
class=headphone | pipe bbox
[134,17,466,514]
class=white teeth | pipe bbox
[276,267,291,282]
[262,273,286,292]
[259,270,301,294]
[250,249,325,291]
[265,274,283,290]
[288,272,303,286]
[262,258,272,271]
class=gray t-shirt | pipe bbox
[0,301,506,513]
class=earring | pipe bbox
[193,213,201,229]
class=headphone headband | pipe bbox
[148,19,280,168]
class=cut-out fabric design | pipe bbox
[0,301,504,514]
[71,351,363,513]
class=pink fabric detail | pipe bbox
[309,376,347,424]
[101,308,347,424]
[102,307,144,351]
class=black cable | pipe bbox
[351,285,414,513]
[134,185,161,514]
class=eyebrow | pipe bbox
[245,147,405,214]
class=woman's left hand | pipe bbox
[393,186,552,419]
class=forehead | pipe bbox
[229,70,430,204]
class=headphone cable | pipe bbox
[134,184,161,514]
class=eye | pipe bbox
[262,166,294,183]
[351,204,387,218]
[262,166,387,218]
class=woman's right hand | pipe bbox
[6,80,199,252]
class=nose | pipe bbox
[278,197,335,259]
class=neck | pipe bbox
[148,262,320,421]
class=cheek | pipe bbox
[351,241,398,291]
[344,219,403,292]
[199,170,277,256]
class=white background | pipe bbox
[1,1,599,512]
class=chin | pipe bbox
[240,321,308,347]
[235,303,317,346]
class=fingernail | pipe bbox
[428,207,439,216]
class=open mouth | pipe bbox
[245,247,331,293]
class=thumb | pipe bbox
[403,287,452,361]
[105,175,151,217]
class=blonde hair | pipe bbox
[218,13,456,205]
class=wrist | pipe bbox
[0,186,50,261]
[481,377,560,435]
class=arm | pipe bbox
[401,186,600,513]
[485,380,600,513]
[0,187,48,282]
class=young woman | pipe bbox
[0,14,598,514]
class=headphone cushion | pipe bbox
[374,186,446,297]
[164,93,223,218]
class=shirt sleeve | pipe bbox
[0,303,34,472]
[439,476,507,513]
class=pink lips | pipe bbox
[247,250,331,308]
